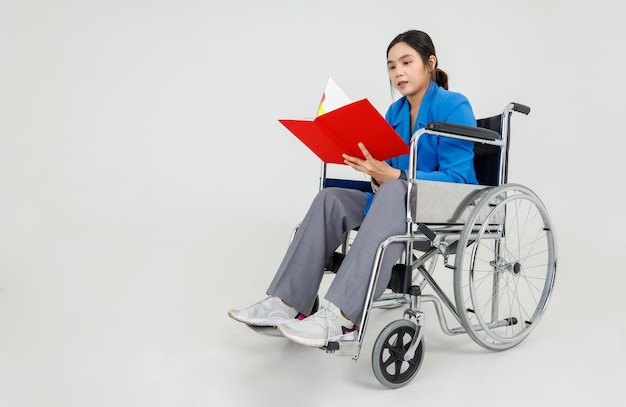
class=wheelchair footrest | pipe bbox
[323,340,358,357]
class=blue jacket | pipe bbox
[364,82,478,213]
[385,81,478,184]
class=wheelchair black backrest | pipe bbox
[475,114,504,187]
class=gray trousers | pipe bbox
[267,179,407,323]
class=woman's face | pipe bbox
[387,41,434,99]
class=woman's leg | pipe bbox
[266,187,367,315]
[325,179,408,323]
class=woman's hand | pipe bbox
[342,142,401,185]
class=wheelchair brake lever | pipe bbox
[418,224,455,269]
[417,223,437,241]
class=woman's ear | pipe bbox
[429,55,437,70]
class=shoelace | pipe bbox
[310,306,338,346]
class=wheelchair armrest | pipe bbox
[425,122,500,141]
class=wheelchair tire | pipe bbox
[372,319,424,389]
[454,184,557,351]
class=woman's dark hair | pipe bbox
[386,30,448,90]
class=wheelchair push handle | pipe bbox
[424,102,530,144]
[511,102,531,115]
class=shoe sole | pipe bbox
[247,325,283,337]
[227,310,292,327]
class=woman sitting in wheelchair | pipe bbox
[228,29,478,348]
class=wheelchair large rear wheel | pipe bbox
[372,319,424,388]
[454,184,557,351]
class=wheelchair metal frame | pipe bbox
[318,103,557,388]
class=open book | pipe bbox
[279,79,409,165]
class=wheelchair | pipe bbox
[315,102,557,388]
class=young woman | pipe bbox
[229,30,478,347]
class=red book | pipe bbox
[279,99,409,164]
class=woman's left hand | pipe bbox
[343,142,401,185]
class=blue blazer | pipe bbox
[363,82,478,214]
[385,81,478,184]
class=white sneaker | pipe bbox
[228,296,298,327]
[277,303,358,347]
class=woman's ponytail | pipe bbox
[434,68,448,90]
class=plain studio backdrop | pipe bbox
[1,1,624,406]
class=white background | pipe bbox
[1,1,624,406]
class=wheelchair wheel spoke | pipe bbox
[454,184,556,350]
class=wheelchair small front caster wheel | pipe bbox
[372,319,424,388]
